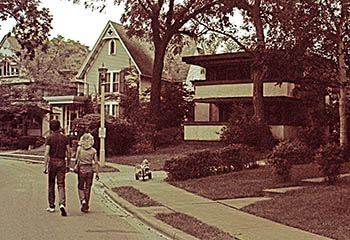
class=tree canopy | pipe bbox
[0,0,52,59]
[18,35,90,97]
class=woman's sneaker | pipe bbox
[59,204,67,216]
[46,207,55,212]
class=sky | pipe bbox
[0,0,124,49]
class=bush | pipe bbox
[0,136,17,150]
[268,139,313,165]
[221,119,277,150]
[164,150,215,181]
[297,126,327,150]
[72,114,136,156]
[105,120,136,156]
[266,139,312,182]
[153,127,183,148]
[17,136,38,150]
[164,144,260,181]
[268,157,292,182]
[34,137,45,148]
[314,143,345,184]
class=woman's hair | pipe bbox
[79,133,95,150]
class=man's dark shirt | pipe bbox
[46,132,70,159]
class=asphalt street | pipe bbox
[0,159,169,240]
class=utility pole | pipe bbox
[98,64,107,167]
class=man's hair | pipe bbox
[50,120,61,132]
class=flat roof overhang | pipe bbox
[44,95,88,105]
[182,52,252,67]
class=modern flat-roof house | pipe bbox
[45,21,194,134]
[182,52,306,141]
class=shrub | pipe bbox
[164,144,260,181]
[268,139,313,165]
[297,126,327,150]
[164,150,215,181]
[153,127,183,148]
[72,114,136,156]
[314,143,344,184]
[0,136,17,150]
[268,157,292,182]
[221,119,277,150]
[266,139,312,182]
[34,137,45,148]
[105,120,136,156]
[217,144,259,172]
[17,136,38,150]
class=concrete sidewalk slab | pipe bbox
[218,197,272,209]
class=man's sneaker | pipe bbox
[81,200,88,213]
[59,204,67,216]
[46,207,55,212]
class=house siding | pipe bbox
[194,82,298,100]
[85,38,135,96]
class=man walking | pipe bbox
[43,120,71,216]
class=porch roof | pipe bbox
[44,95,88,105]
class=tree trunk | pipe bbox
[252,67,265,123]
[338,40,349,147]
[150,43,166,129]
[251,1,266,124]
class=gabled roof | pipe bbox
[76,21,154,79]
[111,22,154,77]
[0,33,21,57]
[76,21,196,82]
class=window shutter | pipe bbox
[120,71,125,93]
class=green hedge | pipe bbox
[164,144,259,181]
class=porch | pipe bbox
[44,95,88,135]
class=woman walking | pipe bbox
[74,133,99,213]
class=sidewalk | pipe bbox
[0,152,332,240]
[100,162,332,240]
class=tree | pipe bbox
[18,35,90,97]
[76,0,226,128]
[267,0,350,147]
[117,0,228,128]
[195,0,275,124]
[317,0,350,147]
[0,0,52,59]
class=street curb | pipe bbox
[0,153,44,162]
[103,186,199,240]
[1,153,198,240]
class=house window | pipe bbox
[105,103,119,117]
[104,71,124,93]
[109,39,116,55]
[0,62,19,77]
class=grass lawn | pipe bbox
[167,162,350,240]
[168,163,350,199]
[112,186,162,207]
[156,212,236,240]
[242,177,350,240]
[108,142,223,170]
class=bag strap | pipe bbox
[75,147,81,166]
